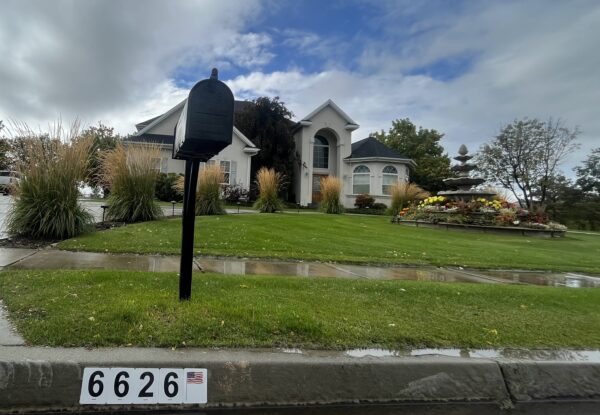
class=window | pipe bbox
[206,159,236,185]
[352,165,370,194]
[313,135,329,169]
[151,157,161,173]
[151,158,168,173]
[220,160,230,185]
[382,165,398,195]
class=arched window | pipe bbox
[382,165,398,195]
[313,135,329,169]
[353,165,370,194]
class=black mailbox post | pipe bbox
[175,69,234,300]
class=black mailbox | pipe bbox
[173,69,234,160]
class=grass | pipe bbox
[1,269,599,349]
[58,213,600,274]
[100,143,163,222]
[320,176,344,214]
[254,167,284,212]
[193,164,226,215]
[7,121,94,239]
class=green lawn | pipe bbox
[58,213,600,273]
[2,269,599,349]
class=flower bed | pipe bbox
[396,219,566,238]
[394,196,567,236]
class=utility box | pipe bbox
[173,69,234,161]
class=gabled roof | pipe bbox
[135,100,254,136]
[298,99,359,130]
[346,137,415,166]
[130,127,258,151]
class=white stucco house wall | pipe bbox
[131,98,415,208]
[130,100,259,190]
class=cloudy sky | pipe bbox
[1,0,598,172]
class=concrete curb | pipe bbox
[1,347,600,413]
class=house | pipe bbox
[131,99,415,208]
[130,100,259,190]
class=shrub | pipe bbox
[155,173,183,202]
[7,121,94,239]
[320,176,344,214]
[389,181,429,214]
[372,203,388,211]
[253,167,284,213]
[100,144,163,222]
[223,184,249,204]
[196,164,225,215]
[354,193,375,209]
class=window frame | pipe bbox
[313,135,329,169]
[382,165,399,195]
[352,165,371,195]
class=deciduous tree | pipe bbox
[373,118,451,193]
[235,97,296,200]
[476,118,579,209]
[575,147,600,195]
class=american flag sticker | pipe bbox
[187,371,204,384]
[183,368,207,404]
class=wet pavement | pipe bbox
[342,347,600,361]
[0,300,25,345]
[1,247,599,287]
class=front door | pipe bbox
[312,174,327,203]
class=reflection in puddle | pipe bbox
[343,348,600,361]
[197,258,600,288]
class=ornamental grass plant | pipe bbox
[390,181,429,214]
[196,164,226,215]
[100,143,162,222]
[7,121,94,239]
[173,163,226,215]
[320,176,344,214]
[253,167,283,213]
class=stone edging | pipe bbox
[396,220,566,238]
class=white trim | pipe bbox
[299,99,359,128]
[345,157,417,168]
[135,99,186,136]
[233,126,258,149]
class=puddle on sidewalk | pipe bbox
[198,258,599,287]
[198,258,493,283]
[278,347,600,362]
[476,270,600,288]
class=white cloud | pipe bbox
[1,0,597,177]
[0,0,264,134]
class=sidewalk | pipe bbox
[1,247,599,287]
[2,248,600,413]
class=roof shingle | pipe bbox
[347,137,411,160]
